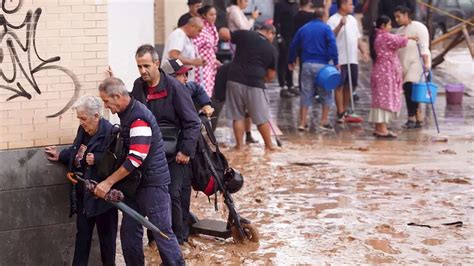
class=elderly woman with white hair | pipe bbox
[45,95,118,266]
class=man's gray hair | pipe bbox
[72,95,104,117]
[98,77,129,96]
[188,16,204,27]
[136,44,160,62]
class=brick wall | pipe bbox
[155,0,165,46]
[0,0,109,150]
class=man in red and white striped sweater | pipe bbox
[96,77,184,265]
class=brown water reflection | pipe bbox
[137,136,474,265]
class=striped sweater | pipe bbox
[118,99,170,187]
[123,119,152,171]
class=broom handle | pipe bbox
[343,19,355,113]
[268,120,282,147]
[417,44,440,134]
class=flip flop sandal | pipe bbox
[298,125,309,132]
[373,132,397,138]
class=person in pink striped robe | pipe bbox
[368,15,417,138]
[193,5,220,96]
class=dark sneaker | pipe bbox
[246,135,259,144]
[280,89,294,98]
[336,112,346,124]
[353,92,360,102]
[288,87,300,96]
[403,120,416,129]
[319,123,334,131]
[414,121,423,128]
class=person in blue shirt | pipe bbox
[288,7,338,132]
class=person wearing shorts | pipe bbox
[327,0,369,123]
[226,24,278,150]
[226,81,271,126]
[289,7,338,131]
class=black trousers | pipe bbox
[277,40,293,88]
[210,98,225,132]
[73,199,118,266]
[403,82,419,117]
[147,161,191,245]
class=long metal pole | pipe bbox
[343,18,355,113]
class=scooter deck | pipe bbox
[190,219,232,239]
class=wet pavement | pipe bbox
[122,48,473,264]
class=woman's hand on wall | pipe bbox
[44,146,59,161]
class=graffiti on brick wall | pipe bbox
[0,0,81,118]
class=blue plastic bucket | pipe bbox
[315,65,341,91]
[411,71,438,104]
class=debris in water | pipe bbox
[345,146,370,152]
[441,221,463,227]
[289,161,329,167]
[441,178,471,184]
[438,149,457,154]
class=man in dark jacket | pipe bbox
[95,77,184,265]
[130,44,201,245]
[45,95,118,266]
[273,0,299,98]
[211,62,231,131]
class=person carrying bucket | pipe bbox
[288,7,339,131]
[394,5,431,129]
[327,0,369,124]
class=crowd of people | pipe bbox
[280,0,429,137]
[42,0,431,265]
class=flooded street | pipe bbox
[174,135,473,264]
[123,48,474,265]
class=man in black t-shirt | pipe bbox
[226,24,278,151]
[177,0,202,27]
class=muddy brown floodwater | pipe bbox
[113,47,474,265]
[134,133,473,265]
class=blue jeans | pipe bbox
[121,186,184,266]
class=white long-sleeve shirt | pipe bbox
[396,21,431,83]
[226,5,255,32]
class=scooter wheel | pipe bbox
[231,223,259,244]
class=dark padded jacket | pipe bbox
[131,70,201,158]
[186,81,211,107]
[59,118,115,218]
[118,99,170,188]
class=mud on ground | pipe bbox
[142,135,473,264]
